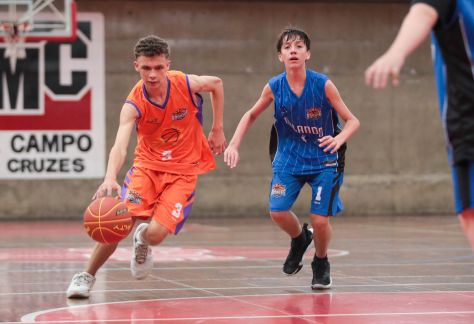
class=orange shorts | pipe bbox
[121,166,198,234]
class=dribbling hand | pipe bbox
[92,178,122,200]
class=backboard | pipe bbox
[0,0,76,42]
[0,0,76,72]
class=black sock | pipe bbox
[292,228,306,245]
[313,255,328,262]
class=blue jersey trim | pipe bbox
[125,99,142,119]
[186,75,204,125]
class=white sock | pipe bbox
[138,225,149,245]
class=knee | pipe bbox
[270,211,288,223]
[144,222,169,245]
[310,214,329,231]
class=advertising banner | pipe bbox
[0,13,105,179]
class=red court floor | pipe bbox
[0,215,473,323]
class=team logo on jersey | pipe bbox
[271,183,286,197]
[161,128,181,144]
[126,190,142,205]
[172,108,188,121]
[306,108,321,120]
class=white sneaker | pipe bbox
[66,272,95,298]
[131,223,153,279]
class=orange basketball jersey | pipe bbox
[125,70,215,175]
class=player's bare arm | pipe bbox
[93,104,138,199]
[365,3,438,89]
[224,84,274,169]
[187,74,226,155]
[318,80,360,154]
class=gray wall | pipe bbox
[1,1,452,219]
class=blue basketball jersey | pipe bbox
[428,0,474,163]
[268,70,345,175]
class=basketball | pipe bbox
[83,196,133,244]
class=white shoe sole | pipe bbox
[311,277,332,290]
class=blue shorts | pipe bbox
[269,171,344,216]
[452,161,474,214]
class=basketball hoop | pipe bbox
[1,21,29,73]
[0,0,77,42]
[0,0,76,73]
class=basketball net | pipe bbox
[1,22,29,73]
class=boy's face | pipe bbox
[134,54,170,89]
[278,36,310,68]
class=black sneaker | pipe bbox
[282,223,313,275]
[311,257,332,289]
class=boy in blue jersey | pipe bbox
[224,28,360,289]
[365,0,474,252]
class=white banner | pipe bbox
[0,13,105,179]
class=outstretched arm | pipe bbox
[319,80,360,154]
[93,104,137,199]
[188,74,226,155]
[224,84,274,169]
[365,3,438,89]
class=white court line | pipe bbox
[3,282,474,297]
[1,260,474,273]
[18,311,474,323]
[20,291,474,323]
[1,274,474,287]
[148,274,313,323]
[2,244,469,252]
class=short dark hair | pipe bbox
[276,28,311,52]
[134,35,170,59]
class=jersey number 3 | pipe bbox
[172,203,183,218]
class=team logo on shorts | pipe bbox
[126,190,142,204]
[271,183,286,197]
[306,107,321,120]
[172,108,188,121]
[116,207,128,216]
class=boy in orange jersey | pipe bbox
[67,35,226,298]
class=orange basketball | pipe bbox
[83,196,133,244]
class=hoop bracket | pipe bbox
[1,21,30,73]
